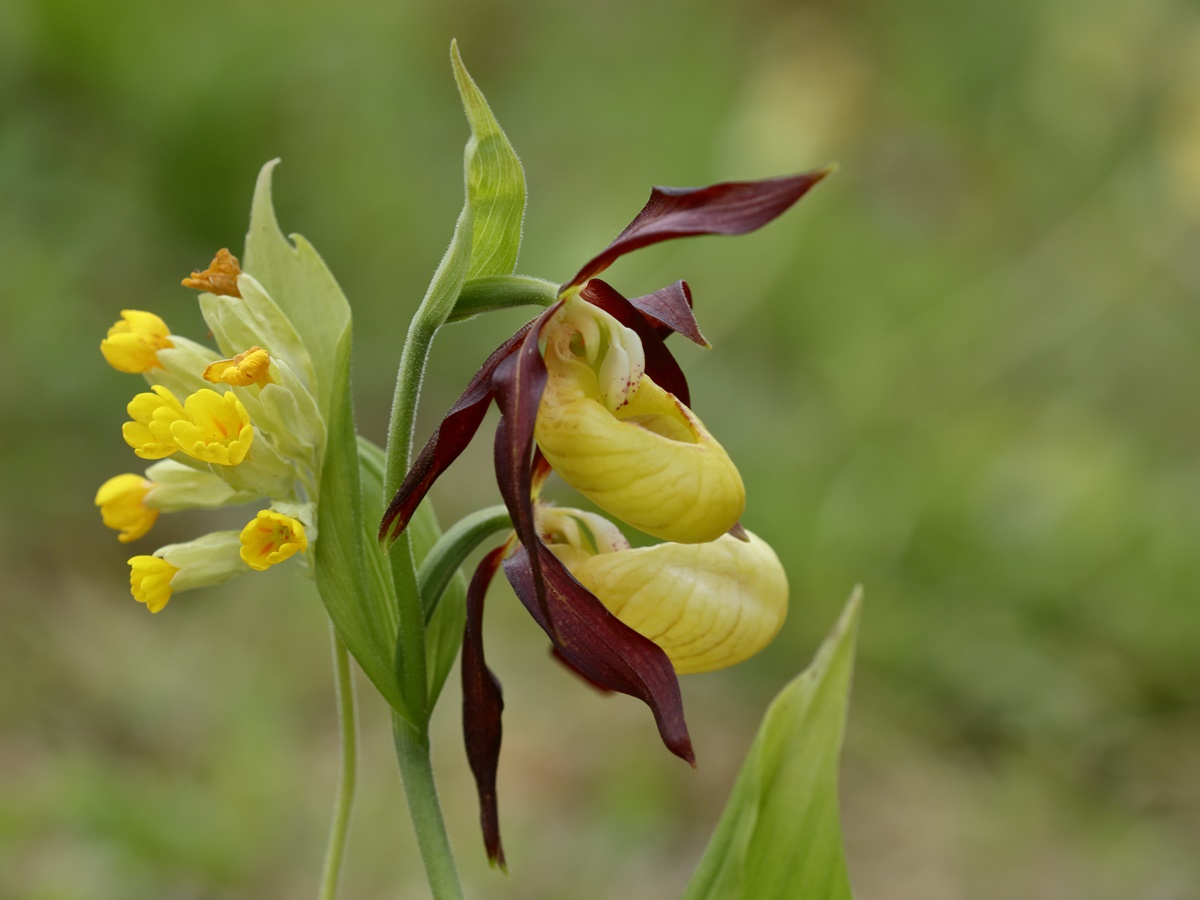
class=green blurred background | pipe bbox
[4,0,1199,897]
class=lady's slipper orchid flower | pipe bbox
[535,300,744,543]
[539,506,788,675]
[381,169,826,865]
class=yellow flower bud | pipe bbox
[535,321,745,543]
[122,386,186,460]
[239,510,308,571]
[170,389,255,466]
[95,474,159,543]
[203,346,274,388]
[100,310,174,374]
[128,555,179,613]
[545,509,788,674]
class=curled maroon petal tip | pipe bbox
[629,280,709,348]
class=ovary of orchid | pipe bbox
[537,506,788,674]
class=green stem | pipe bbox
[449,274,558,323]
[393,714,466,900]
[417,505,512,622]
[318,628,359,900]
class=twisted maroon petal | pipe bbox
[491,303,562,626]
[564,169,832,290]
[503,543,695,766]
[580,279,691,407]
[380,320,536,543]
[628,280,708,348]
[462,545,509,869]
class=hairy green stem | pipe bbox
[449,274,558,322]
[393,714,466,900]
[318,628,358,900]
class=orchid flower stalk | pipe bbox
[94,41,850,900]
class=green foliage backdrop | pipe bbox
[3,0,1198,897]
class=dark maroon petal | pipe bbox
[580,279,691,407]
[462,545,508,869]
[503,544,695,766]
[379,320,535,543]
[550,646,615,694]
[565,169,832,290]
[628,280,709,348]
[491,303,562,626]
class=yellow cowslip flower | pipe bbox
[182,248,243,298]
[534,300,745,544]
[540,507,788,674]
[170,389,255,466]
[125,531,250,612]
[128,555,179,613]
[95,474,159,543]
[239,510,308,571]
[122,385,187,459]
[101,310,175,374]
[202,346,274,388]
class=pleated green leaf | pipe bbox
[683,588,862,900]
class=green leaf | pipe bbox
[683,588,862,900]
[313,328,408,720]
[408,503,468,706]
[451,39,527,280]
[361,436,469,706]
[243,159,352,419]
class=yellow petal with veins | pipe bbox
[563,530,788,674]
[170,389,254,465]
[535,348,745,543]
[203,346,274,388]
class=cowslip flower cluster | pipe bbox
[96,245,325,613]
[381,171,827,864]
